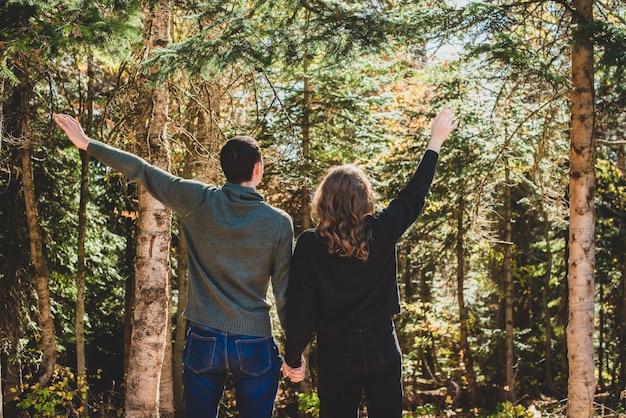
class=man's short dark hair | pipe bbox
[220,136,262,184]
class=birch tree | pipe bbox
[123,1,173,415]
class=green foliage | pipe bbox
[2,0,626,415]
[486,401,532,418]
[153,0,440,80]
[413,403,438,415]
[0,58,20,86]
[298,391,320,418]
[0,0,141,88]
[592,17,626,72]
[256,56,399,166]
[12,366,122,418]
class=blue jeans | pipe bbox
[183,323,282,418]
[316,319,403,418]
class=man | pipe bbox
[53,113,294,418]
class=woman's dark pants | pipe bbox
[316,319,403,418]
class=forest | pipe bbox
[0,0,625,417]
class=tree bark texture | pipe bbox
[160,296,175,418]
[21,142,57,386]
[123,219,136,376]
[123,1,173,416]
[0,355,3,418]
[619,143,626,390]
[172,235,188,418]
[542,210,558,396]
[566,0,596,416]
[504,166,517,403]
[621,228,626,389]
[300,53,312,232]
[0,73,4,418]
[456,195,476,401]
[16,60,56,385]
[124,185,171,417]
[76,54,95,401]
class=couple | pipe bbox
[53,107,458,418]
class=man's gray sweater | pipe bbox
[87,140,293,337]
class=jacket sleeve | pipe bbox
[284,234,318,368]
[87,139,210,216]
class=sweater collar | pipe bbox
[223,182,265,203]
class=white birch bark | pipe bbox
[123,1,172,416]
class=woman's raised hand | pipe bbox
[427,106,459,153]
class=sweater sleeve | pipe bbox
[375,150,439,241]
[271,214,294,332]
[284,233,318,367]
[87,139,210,216]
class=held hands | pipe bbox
[52,113,90,150]
[427,106,459,153]
[282,355,306,383]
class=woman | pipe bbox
[282,107,459,417]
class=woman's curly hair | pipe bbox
[312,164,376,261]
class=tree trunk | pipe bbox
[456,195,476,402]
[75,54,95,406]
[566,0,596,416]
[125,187,171,417]
[173,234,188,418]
[0,75,22,418]
[0,73,3,154]
[16,59,56,385]
[402,249,413,301]
[21,135,57,386]
[301,52,312,231]
[621,227,626,390]
[160,293,175,418]
[0,355,3,418]
[0,71,4,418]
[418,260,431,306]
[541,210,558,396]
[597,282,606,390]
[123,220,136,376]
[618,143,626,391]
[124,2,173,416]
[503,166,517,403]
